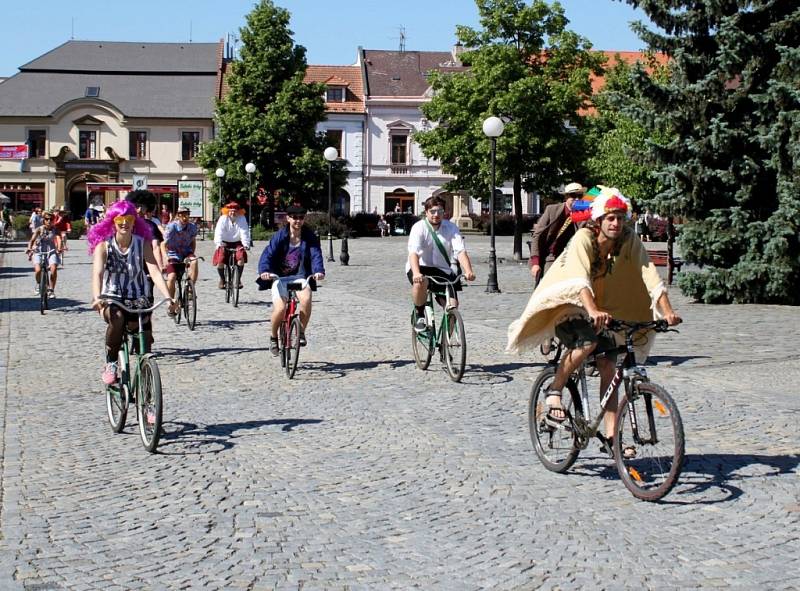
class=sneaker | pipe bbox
[414,317,427,333]
[102,362,119,385]
[47,289,55,299]
[34,285,40,295]
[299,331,307,347]
[269,337,279,357]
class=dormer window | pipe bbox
[85,86,100,97]
[325,86,345,103]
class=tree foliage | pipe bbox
[415,0,605,259]
[621,0,800,304]
[197,0,345,221]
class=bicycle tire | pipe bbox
[411,310,434,370]
[136,358,163,453]
[614,382,685,501]
[278,319,287,368]
[233,265,241,308]
[185,280,197,331]
[106,364,128,433]
[174,280,182,324]
[528,366,582,473]
[442,308,467,382]
[286,315,301,379]
[39,268,48,314]
[224,264,232,304]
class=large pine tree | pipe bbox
[622,0,800,304]
[197,0,339,222]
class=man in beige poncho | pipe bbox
[507,189,682,449]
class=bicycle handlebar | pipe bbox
[426,274,463,286]
[96,297,173,314]
[607,319,677,334]
[182,256,204,263]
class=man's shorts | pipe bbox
[33,252,61,267]
[406,265,462,295]
[272,275,310,306]
[555,317,618,354]
[165,259,187,277]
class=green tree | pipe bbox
[197,0,344,225]
[621,0,800,303]
[415,0,604,259]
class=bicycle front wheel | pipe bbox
[614,382,685,501]
[224,265,232,304]
[39,270,48,314]
[442,309,467,382]
[174,281,182,324]
[136,358,163,453]
[106,372,129,433]
[529,366,582,473]
[185,280,197,331]
[286,316,301,379]
[411,310,434,370]
[232,265,241,308]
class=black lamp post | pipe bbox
[482,116,505,293]
[323,147,338,262]
[245,162,256,245]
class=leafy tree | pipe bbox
[621,0,800,304]
[415,0,605,259]
[197,0,345,225]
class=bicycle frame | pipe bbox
[423,274,462,347]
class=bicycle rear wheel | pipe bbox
[185,280,197,330]
[286,315,301,378]
[39,269,48,314]
[411,310,434,370]
[174,280,182,324]
[614,382,685,501]
[232,265,241,307]
[442,308,467,382]
[136,358,163,453]
[529,366,582,473]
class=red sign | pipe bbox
[0,144,29,159]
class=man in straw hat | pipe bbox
[529,181,585,284]
[213,199,250,289]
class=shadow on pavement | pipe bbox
[293,359,416,379]
[159,345,264,364]
[5,296,86,313]
[203,318,266,330]
[0,265,30,275]
[459,362,539,385]
[646,355,712,366]
[158,418,323,455]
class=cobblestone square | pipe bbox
[1,235,798,589]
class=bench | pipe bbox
[648,249,683,272]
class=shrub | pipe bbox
[12,214,30,232]
[303,212,348,238]
[250,225,274,242]
[68,219,85,238]
[350,212,381,237]
[385,212,420,235]
[469,213,537,235]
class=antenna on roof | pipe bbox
[189,20,193,43]
[399,26,406,52]
[71,17,75,40]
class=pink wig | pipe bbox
[87,199,152,254]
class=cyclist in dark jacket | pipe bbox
[257,203,325,355]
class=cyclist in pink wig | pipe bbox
[87,200,152,254]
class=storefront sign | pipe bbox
[0,144,29,159]
[178,180,204,218]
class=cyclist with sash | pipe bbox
[162,205,198,315]
[407,196,476,332]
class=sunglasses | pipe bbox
[43,217,53,222]
[114,215,135,226]
[288,215,305,220]
[428,208,444,215]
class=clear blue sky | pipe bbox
[1,0,653,77]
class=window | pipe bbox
[85,86,100,97]
[27,130,46,158]
[325,129,343,156]
[79,130,96,159]
[325,87,345,102]
[391,134,408,165]
[181,131,200,160]
[129,131,147,160]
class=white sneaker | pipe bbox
[414,317,427,333]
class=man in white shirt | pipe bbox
[406,196,476,331]
[213,200,251,289]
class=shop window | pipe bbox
[129,131,148,160]
[79,130,97,159]
[181,131,200,160]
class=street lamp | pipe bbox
[323,147,338,262]
[215,167,225,205]
[482,116,505,293]
[245,162,256,245]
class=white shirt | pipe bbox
[405,218,465,274]
[214,214,250,246]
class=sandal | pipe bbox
[598,435,636,459]
[544,389,567,427]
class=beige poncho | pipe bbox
[507,228,666,358]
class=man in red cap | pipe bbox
[213,199,250,289]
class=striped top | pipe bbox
[101,235,152,307]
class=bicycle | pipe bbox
[101,298,171,453]
[222,247,243,308]
[528,319,685,501]
[30,247,58,315]
[264,275,318,379]
[172,255,203,331]
[410,274,467,382]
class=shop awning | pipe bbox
[86,183,178,194]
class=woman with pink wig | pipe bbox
[88,200,175,385]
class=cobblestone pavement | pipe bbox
[1,234,798,590]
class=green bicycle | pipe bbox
[411,274,467,382]
[102,297,170,453]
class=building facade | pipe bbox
[0,40,220,216]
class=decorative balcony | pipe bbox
[390,165,409,175]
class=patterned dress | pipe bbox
[101,235,152,308]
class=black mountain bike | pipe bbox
[529,319,685,501]
[173,256,203,331]
[223,247,242,307]
[32,247,57,315]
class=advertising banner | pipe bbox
[178,180,204,218]
[0,144,29,159]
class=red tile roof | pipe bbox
[582,50,670,115]
[304,65,365,113]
